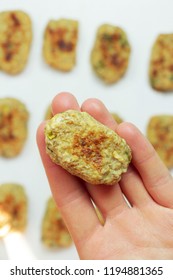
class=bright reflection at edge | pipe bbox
[3,232,36,260]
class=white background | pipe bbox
[0,0,173,260]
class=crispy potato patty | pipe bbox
[147,115,173,168]
[0,183,27,232]
[91,24,131,84]
[45,110,131,185]
[42,197,72,247]
[0,10,32,74]
[149,34,173,92]
[0,97,29,157]
[43,18,78,71]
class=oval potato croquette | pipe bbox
[45,110,131,185]
[43,18,78,71]
[42,197,72,247]
[91,24,131,84]
[0,10,32,74]
[0,183,27,232]
[0,97,29,157]
[147,115,173,168]
[149,34,173,92]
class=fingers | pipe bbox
[81,98,118,130]
[37,93,101,244]
[81,98,129,217]
[51,92,80,114]
[118,122,173,208]
[119,165,154,208]
[86,183,129,219]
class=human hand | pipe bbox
[37,92,173,260]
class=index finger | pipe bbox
[37,93,100,245]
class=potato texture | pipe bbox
[45,110,131,185]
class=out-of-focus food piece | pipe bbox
[0,183,27,233]
[43,18,78,71]
[44,105,53,120]
[149,34,173,92]
[0,97,29,158]
[42,197,72,247]
[45,110,132,185]
[0,209,11,237]
[0,10,32,74]
[111,113,123,124]
[90,24,131,84]
[147,115,173,168]
[95,206,104,225]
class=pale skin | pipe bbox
[37,92,173,260]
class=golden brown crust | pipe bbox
[149,34,173,91]
[41,197,72,247]
[45,110,131,185]
[0,97,29,157]
[0,10,32,74]
[0,183,27,232]
[147,115,173,168]
[91,24,131,83]
[43,19,78,71]
[73,131,108,172]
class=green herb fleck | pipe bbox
[120,38,129,47]
[47,132,55,140]
[169,75,173,81]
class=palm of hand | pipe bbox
[79,204,173,259]
[37,92,173,260]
